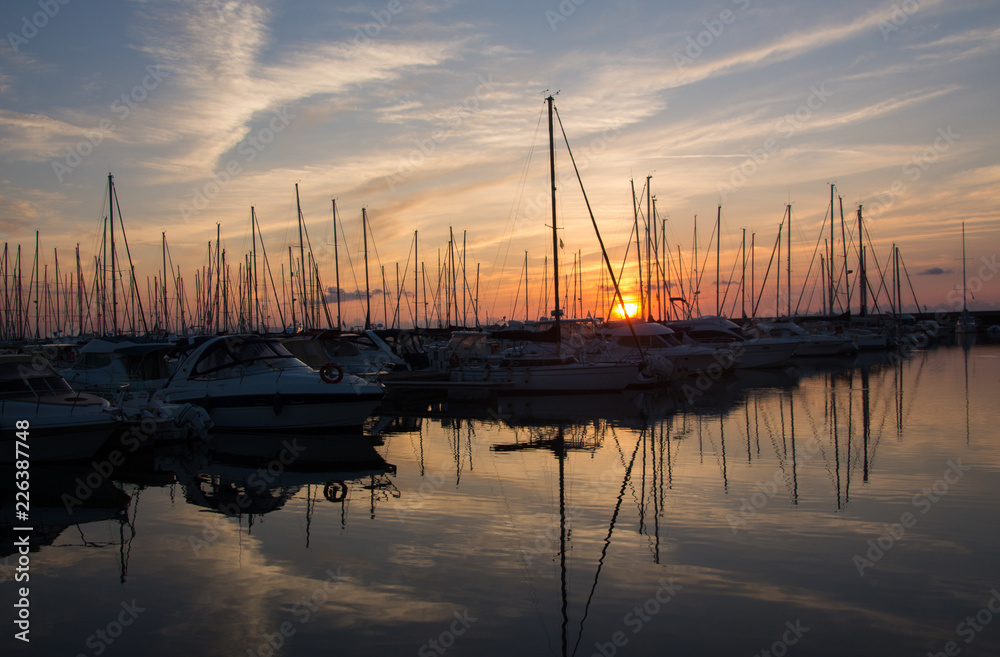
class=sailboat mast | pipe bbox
[961,221,968,313]
[333,200,342,330]
[646,175,652,321]
[547,95,561,339]
[109,173,117,334]
[716,204,721,317]
[412,229,418,330]
[363,208,371,330]
[858,205,867,317]
[786,203,791,319]
[829,183,835,316]
[76,244,83,336]
[741,228,746,319]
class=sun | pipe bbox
[612,300,640,319]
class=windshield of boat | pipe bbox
[190,339,305,379]
[0,361,73,398]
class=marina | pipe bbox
[2,2,999,654]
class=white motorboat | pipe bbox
[666,316,799,368]
[0,355,120,461]
[150,335,385,431]
[282,329,409,377]
[598,319,735,377]
[449,339,639,394]
[60,338,175,406]
[745,320,858,357]
[847,328,889,350]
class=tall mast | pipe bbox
[524,251,529,322]
[288,246,296,331]
[362,208,371,330]
[109,173,117,334]
[786,203,791,319]
[858,205,867,317]
[251,208,258,330]
[547,95,561,340]
[775,221,781,317]
[750,233,755,318]
[839,195,849,313]
[293,184,306,328]
[716,204,721,316]
[162,232,169,333]
[829,183,835,316]
[961,221,968,313]
[76,244,83,336]
[741,228,746,319]
[412,228,417,330]
[34,230,39,339]
[54,248,60,335]
[333,200,342,330]
[646,175,652,320]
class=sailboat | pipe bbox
[447,96,638,393]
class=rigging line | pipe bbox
[488,104,546,317]
[793,206,828,315]
[693,216,717,297]
[793,236,821,317]
[552,104,644,356]
[569,431,644,657]
[752,219,783,317]
[719,238,741,315]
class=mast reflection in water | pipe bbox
[3,342,999,657]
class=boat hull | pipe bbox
[451,362,639,394]
[155,390,384,431]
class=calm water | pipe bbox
[4,340,1000,657]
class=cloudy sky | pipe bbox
[1,0,998,329]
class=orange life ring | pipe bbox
[320,362,344,384]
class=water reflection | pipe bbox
[7,342,999,657]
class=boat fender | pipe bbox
[324,481,347,502]
[320,362,345,384]
[449,352,461,368]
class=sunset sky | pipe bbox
[1,0,998,331]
